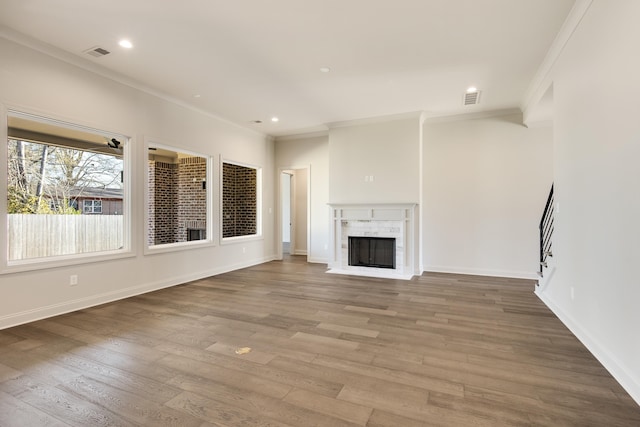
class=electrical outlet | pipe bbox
[70,275,78,286]
[242,247,246,254]
[570,287,575,300]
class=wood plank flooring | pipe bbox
[1,256,639,426]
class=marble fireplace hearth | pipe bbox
[328,203,418,280]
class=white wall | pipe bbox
[329,117,420,204]
[422,113,553,278]
[0,37,276,328]
[304,113,549,279]
[275,135,329,263]
[536,0,640,403]
[3,2,638,403]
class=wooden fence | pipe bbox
[8,214,124,261]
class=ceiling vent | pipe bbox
[463,90,481,106]
[83,46,111,58]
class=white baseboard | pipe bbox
[423,264,539,280]
[307,257,328,264]
[0,255,276,331]
[293,249,308,256]
[536,264,556,292]
[535,290,640,406]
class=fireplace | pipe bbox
[185,220,207,241]
[328,203,418,280]
[187,228,206,241]
[349,236,396,269]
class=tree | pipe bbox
[8,139,40,213]
[7,139,123,214]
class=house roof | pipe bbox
[0,1,576,136]
[69,187,123,200]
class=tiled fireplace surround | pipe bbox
[328,204,419,280]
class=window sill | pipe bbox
[2,249,136,275]
[144,239,216,255]
[220,234,263,245]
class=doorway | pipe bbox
[280,168,309,260]
[281,171,292,255]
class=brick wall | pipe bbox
[148,161,155,245]
[148,157,207,245]
[177,157,207,240]
[150,160,179,244]
[222,162,257,238]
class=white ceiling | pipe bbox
[0,0,575,137]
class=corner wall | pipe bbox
[0,36,275,329]
[422,113,553,278]
[535,0,640,403]
[275,135,329,263]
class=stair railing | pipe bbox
[539,184,554,276]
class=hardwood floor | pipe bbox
[0,256,638,426]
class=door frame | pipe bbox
[277,166,311,261]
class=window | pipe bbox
[83,200,102,214]
[5,111,129,266]
[147,143,211,249]
[222,161,261,239]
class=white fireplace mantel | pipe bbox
[328,203,419,280]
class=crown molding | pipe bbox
[277,111,424,140]
[274,130,329,142]
[326,111,424,130]
[0,25,268,139]
[521,0,593,118]
[422,108,522,124]
[279,108,525,140]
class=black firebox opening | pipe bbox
[348,236,396,269]
[187,228,206,241]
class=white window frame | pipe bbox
[144,138,215,255]
[1,108,134,274]
[220,158,263,244]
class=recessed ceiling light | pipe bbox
[193,94,201,98]
[271,117,279,122]
[118,39,133,49]
[320,67,331,73]
[466,86,478,93]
